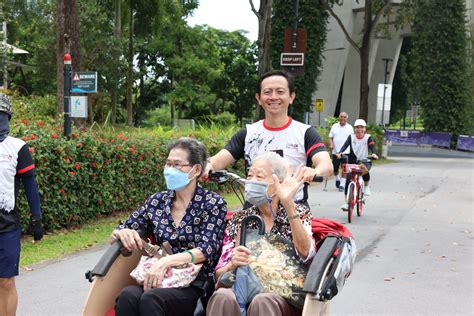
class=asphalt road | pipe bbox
[15,145,473,316]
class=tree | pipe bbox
[319,0,392,121]
[250,0,273,119]
[271,0,329,122]
[411,0,471,136]
[55,0,80,115]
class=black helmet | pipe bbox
[0,93,13,116]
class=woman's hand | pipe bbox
[228,245,251,270]
[143,257,172,291]
[111,228,142,252]
[272,165,305,205]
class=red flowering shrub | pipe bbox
[10,108,240,230]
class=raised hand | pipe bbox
[272,165,305,206]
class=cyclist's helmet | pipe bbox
[0,93,13,117]
[354,119,366,127]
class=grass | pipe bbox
[20,192,244,268]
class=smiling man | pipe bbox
[207,70,332,207]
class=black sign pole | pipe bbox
[63,54,72,138]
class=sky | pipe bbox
[186,0,259,42]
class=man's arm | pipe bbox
[311,151,333,177]
[208,149,236,172]
[205,128,246,176]
[328,137,335,152]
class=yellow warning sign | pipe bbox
[315,98,324,112]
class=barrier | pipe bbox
[456,135,474,152]
[384,130,451,148]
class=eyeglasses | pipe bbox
[164,161,192,170]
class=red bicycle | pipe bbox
[340,157,372,223]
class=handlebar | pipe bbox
[209,170,325,184]
[208,170,245,185]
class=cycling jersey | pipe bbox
[224,117,326,201]
[0,136,36,232]
[339,134,376,163]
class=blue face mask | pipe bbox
[0,112,9,142]
[163,166,194,191]
[245,179,272,206]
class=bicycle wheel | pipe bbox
[347,183,355,223]
[357,183,364,217]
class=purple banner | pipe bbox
[384,130,451,148]
[456,135,474,152]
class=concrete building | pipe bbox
[310,0,473,127]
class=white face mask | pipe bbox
[244,179,272,206]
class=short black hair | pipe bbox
[167,137,208,176]
[256,70,295,95]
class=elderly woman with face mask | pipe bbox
[206,152,316,316]
[111,137,228,316]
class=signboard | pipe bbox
[315,98,324,112]
[70,96,88,118]
[377,84,392,111]
[280,53,304,66]
[71,72,97,93]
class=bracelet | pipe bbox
[288,214,300,221]
[183,250,195,263]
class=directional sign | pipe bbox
[70,96,88,118]
[280,53,304,66]
[315,98,324,112]
[71,72,97,93]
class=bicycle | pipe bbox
[340,156,373,223]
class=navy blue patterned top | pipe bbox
[118,184,228,278]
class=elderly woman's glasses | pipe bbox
[164,161,192,170]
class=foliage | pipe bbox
[3,1,257,127]
[10,97,244,231]
[270,0,329,122]
[3,0,56,94]
[411,0,471,136]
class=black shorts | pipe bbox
[332,154,344,173]
[0,228,22,278]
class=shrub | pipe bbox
[10,98,244,230]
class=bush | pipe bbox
[9,98,244,231]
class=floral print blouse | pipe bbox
[215,202,316,271]
[118,185,228,278]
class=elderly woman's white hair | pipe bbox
[251,152,289,181]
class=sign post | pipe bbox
[63,54,72,138]
[315,98,324,126]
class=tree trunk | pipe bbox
[126,3,134,126]
[55,0,65,116]
[56,0,81,123]
[111,0,121,124]
[66,0,84,128]
[358,0,373,121]
[359,48,370,120]
[255,0,273,120]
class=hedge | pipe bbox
[12,118,242,231]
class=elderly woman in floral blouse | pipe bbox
[206,152,316,316]
[111,137,228,316]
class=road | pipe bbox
[16,146,473,315]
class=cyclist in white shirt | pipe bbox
[336,119,378,211]
[328,112,353,191]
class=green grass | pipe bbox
[20,215,127,267]
[20,192,243,268]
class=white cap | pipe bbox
[354,119,366,127]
